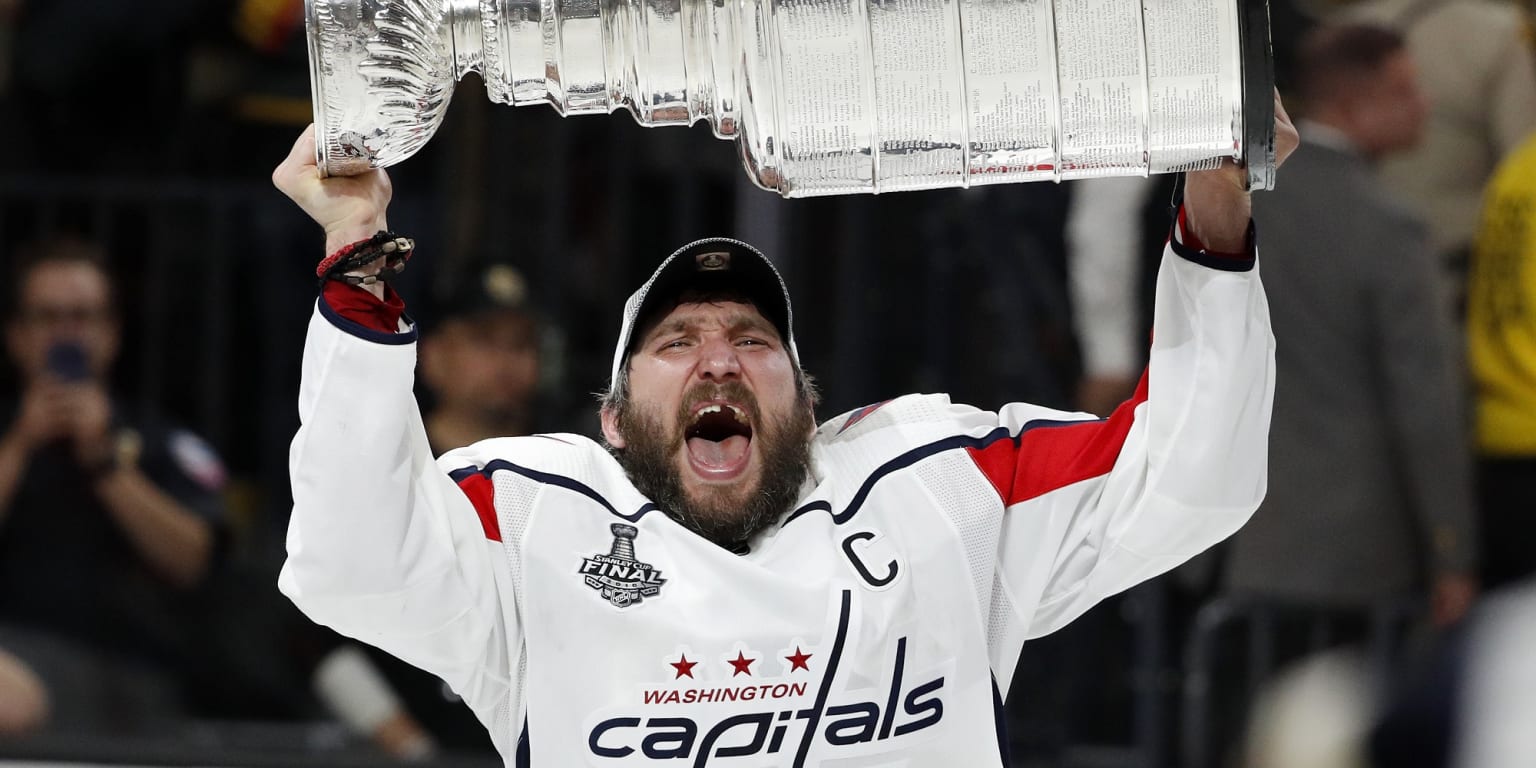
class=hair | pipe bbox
[1295,23,1408,109]
[7,236,116,320]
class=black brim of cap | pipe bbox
[628,240,793,352]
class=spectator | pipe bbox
[1346,0,1536,314]
[0,237,226,730]
[1466,132,1536,590]
[419,264,548,454]
[0,241,438,757]
[1223,23,1476,631]
[1201,31,1475,763]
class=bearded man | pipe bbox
[274,95,1297,766]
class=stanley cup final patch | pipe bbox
[579,524,667,608]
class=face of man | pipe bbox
[421,310,540,420]
[6,260,119,383]
[1353,51,1429,158]
[601,298,815,549]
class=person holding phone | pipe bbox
[0,237,228,731]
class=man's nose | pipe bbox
[697,337,741,379]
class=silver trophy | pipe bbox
[307,0,1275,196]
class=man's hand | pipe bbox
[6,382,75,453]
[63,384,113,469]
[3,381,113,468]
[1183,90,1300,254]
[272,125,394,263]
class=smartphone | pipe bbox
[45,341,90,382]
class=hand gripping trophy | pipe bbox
[305,0,1276,196]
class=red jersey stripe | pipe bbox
[321,281,406,333]
[455,471,503,542]
[966,370,1150,506]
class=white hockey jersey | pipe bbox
[280,239,1274,767]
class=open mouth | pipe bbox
[684,402,754,481]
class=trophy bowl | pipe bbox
[307,0,461,176]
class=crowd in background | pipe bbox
[0,0,1534,766]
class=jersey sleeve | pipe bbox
[978,221,1273,647]
[277,300,520,755]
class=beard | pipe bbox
[613,381,815,550]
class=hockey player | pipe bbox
[273,94,1298,766]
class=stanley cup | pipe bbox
[306,0,1275,196]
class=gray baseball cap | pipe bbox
[609,237,800,386]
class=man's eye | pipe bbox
[662,339,690,350]
[737,338,765,347]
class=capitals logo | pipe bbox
[580,523,667,607]
[585,593,950,765]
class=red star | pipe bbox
[785,647,813,673]
[670,654,697,679]
[728,651,756,677]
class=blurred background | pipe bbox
[0,0,1534,765]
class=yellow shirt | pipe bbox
[1469,131,1536,455]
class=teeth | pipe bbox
[691,403,751,426]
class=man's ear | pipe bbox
[600,406,627,449]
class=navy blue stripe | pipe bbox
[786,500,832,521]
[1170,220,1257,272]
[792,589,853,768]
[783,416,1104,527]
[316,295,419,344]
[447,465,481,484]
[991,676,1012,767]
[448,459,656,522]
[515,719,530,767]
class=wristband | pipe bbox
[317,231,414,285]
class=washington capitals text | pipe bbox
[588,636,943,765]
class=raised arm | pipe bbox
[989,95,1300,643]
[271,128,516,747]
